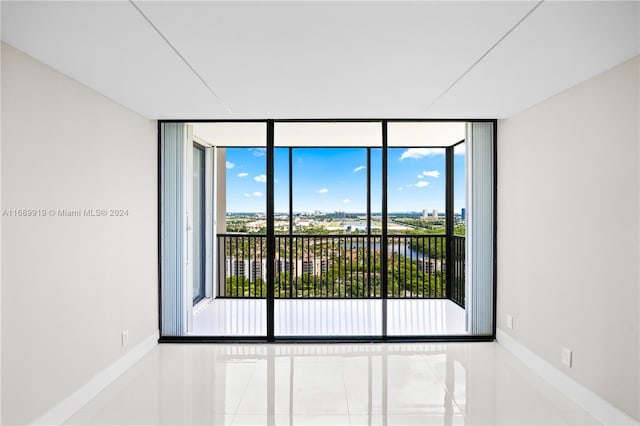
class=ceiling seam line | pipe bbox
[425,0,545,113]
[128,0,232,113]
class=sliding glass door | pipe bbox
[273,122,383,337]
[202,122,267,337]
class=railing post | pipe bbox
[217,235,224,297]
[266,120,275,341]
[381,120,388,338]
[366,147,371,298]
[288,147,294,298]
[445,146,454,300]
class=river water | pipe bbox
[339,240,426,260]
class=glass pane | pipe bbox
[193,122,266,146]
[192,144,205,304]
[386,139,464,335]
[387,146,446,231]
[292,148,367,230]
[275,122,381,147]
[191,123,267,337]
[387,122,465,147]
[274,148,290,235]
[454,142,466,236]
[451,142,466,309]
[274,123,382,337]
[370,148,382,235]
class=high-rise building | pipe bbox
[422,209,428,219]
[432,209,438,220]
[461,208,466,220]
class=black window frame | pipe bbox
[158,118,497,343]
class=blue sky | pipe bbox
[225,147,465,213]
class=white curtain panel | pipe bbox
[160,122,190,336]
[466,122,495,335]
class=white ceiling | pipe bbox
[2,1,638,120]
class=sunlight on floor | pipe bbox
[189,299,466,336]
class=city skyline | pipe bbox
[225,146,466,213]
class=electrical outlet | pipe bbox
[506,314,514,330]
[562,347,572,367]
[122,330,129,347]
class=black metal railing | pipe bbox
[387,235,445,299]
[273,234,381,298]
[450,235,465,307]
[217,233,464,306]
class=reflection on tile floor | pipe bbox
[191,299,466,336]
[66,342,597,425]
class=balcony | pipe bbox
[188,234,466,336]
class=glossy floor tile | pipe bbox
[66,342,598,425]
[191,299,466,336]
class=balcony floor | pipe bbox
[190,299,466,337]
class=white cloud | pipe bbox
[399,148,440,160]
[251,148,266,157]
[252,191,263,197]
[226,161,235,169]
[397,187,403,191]
[403,148,432,159]
[415,181,430,188]
[422,170,440,178]
[237,172,248,178]
[417,174,424,178]
[353,165,365,173]
[343,198,351,203]
[254,174,267,183]
[317,188,329,194]
[243,193,251,197]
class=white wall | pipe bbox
[498,56,639,420]
[1,43,158,425]
[0,12,4,425]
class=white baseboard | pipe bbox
[496,328,638,426]
[30,330,159,426]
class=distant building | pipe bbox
[301,259,315,275]
[231,259,245,277]
[250,260,263,282]
[422,209,428,219]
[276,259,290,274]
[432,209,438,220]
[417,258,443,274]
[226,258,267,281]
[461,208,466,220]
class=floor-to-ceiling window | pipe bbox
[385,122,468,336]
[159,120,495,341]
[274,122,383,337]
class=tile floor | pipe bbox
[66,342,597,425]
[191,299,466,336]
